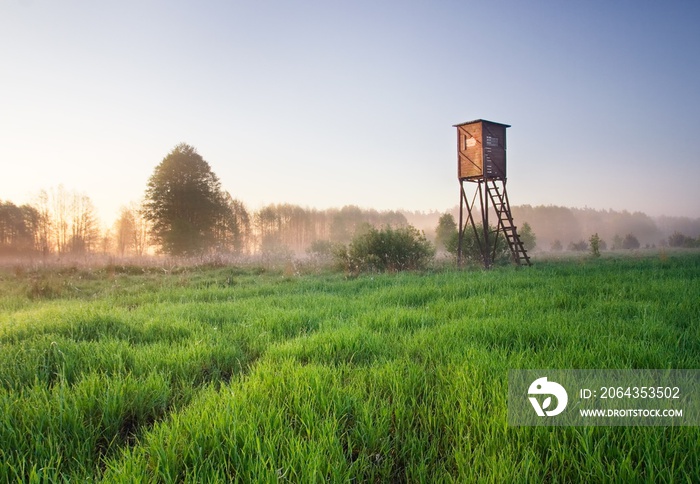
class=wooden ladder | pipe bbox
[485,180,531,266]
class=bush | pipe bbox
[334,225,434,273]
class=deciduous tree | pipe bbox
[519,222,536,251]
[622,233,640,250]
[143,144,230,256]
[435,213,458,252]
[114,206,137,256]
[0,201,39,254]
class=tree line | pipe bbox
[1,187,101,256]
[1,144,408,257]
[3,143,698,258]
[406,205,699,254]
[509,205,700,251]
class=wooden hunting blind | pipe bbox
[454,119,530,268]
[455,120,509,180]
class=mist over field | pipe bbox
[2,181,699,261]
[2,193,699,261]
[404,205,700,252]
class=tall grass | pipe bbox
[0,253,698,481]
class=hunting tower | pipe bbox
[454,119,530,267]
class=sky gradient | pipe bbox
[2,0,699,225]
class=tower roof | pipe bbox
[452,119,511,128]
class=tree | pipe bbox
[100,229,113,255]
[306,239,337,260]
[214,193,250,254]
[114,206,137,256]
[589,233,601,258]
[328,205,406,244]
[668,231,699,248]
[435,213,458,252]
[33,189,53,255]
[52,185,71,254]
[30,186,100,255]
[114,200,151,257]
[611,234,623,250]
[68,192,99,254]
[456,223,509,264]
[622,233,640,250]
[519,222,536,251]
[0,201,39,254]
[568,240,588,251]
[143,144,230,256]
[132,204,150,256]
[255,205,282,252]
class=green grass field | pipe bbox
[1,253,699,482]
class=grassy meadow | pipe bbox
[0,252,699,482]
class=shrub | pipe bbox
[334,225,434,273]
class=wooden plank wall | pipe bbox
[481,121,507,180]
[457,123,483,179]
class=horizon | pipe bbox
[3,175,700,231]
[2,2,699,223]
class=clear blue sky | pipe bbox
[2,0,699,225]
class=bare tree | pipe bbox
[52,185,70,254]
[34,189,53,255]
[31,186,100,255]
[114,206,137,257]
[69,192,99,254]
[133,202,150,256]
